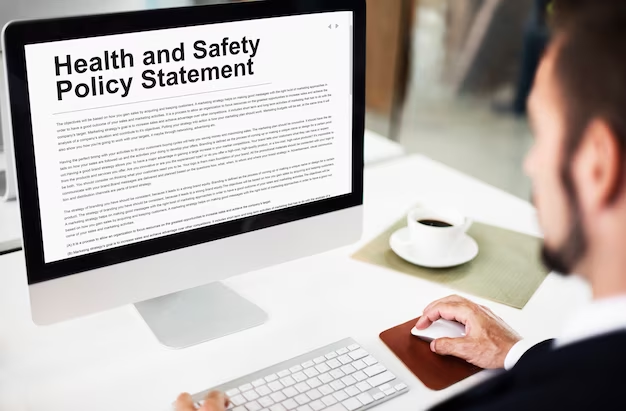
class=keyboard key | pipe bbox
[338,355,352,365]
[226,388,241,397]
[268,381,284,392]
[379,384,391,392]
[319,384,334,395]
[319,373,334,384]
[336,347,349,355]
[322,395,338,406]
[309,400,325,411]
[348,344,360,351]
[278,370,291,378]
[373,392,385,400]
[356,392,374,406]
[367,371,396,388]
[383,387,396,396]
[330,370,346,382]
[345,386,360,397]
[355,382,371,392]
[283,387,298,398]
[352,360,366,371]
[341,376,356,386]
[313,356,326,364]
[233,406,246,411]
[348,349,368,361]
[282,398,298,410]
[270,392,287,403]
[340,364,356,375]
[293,372,307,383]
[253,379,266,387]
[244,390,260,401]
[352,371,367,382]
[297,406,313,411]
[330,380,346,391]
[255,387,271,399]
[245,400,262,411]
[363,356,377,366]
[240,383,254,392]
[307,388,322,400]
[280,376,296,387]
[295,394,310,405]
[325,352,338,360]
[295,382,310,393]
[259,396,275,407]
[270,404,287,411]
[315,363,331,374]
[290,365,303,373]
[394,383,408,391]
[342,397,362,411]
[231,395,246,406]
[307,377,322,388]
[304,368,319,378]
[326,359,342,369]
[301,360,315,369]
[333,390,349,402]
[363,364,386,378]
[265,374,279,383]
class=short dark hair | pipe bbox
[551,1,626,178]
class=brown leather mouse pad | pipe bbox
[380,317,482,391]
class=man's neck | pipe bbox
[586,222,626,300]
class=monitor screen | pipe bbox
[22,11,354,263]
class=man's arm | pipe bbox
[504,338,553,369]
[415,295,549,369]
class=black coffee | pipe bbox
[418,219,453,228]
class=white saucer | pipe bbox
[389,227,479,268]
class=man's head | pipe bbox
[525,1,626,277]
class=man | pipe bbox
[177,1,626,409]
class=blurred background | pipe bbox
[362,0,540,201]
[0,0,545,200]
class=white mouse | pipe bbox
[411,319,466,342]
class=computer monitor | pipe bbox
[3,0,365,348]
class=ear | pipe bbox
[574,119,622,211]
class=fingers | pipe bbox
[201,391,229,411]
[430,337,471,360]
[175,393,197,411]
[421,300,474,328]
[416,295,472,329]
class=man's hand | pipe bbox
[175,391,229,411]
[415,295,522,369]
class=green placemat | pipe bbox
[352,217,549,309]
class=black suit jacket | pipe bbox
[429,331,626,411]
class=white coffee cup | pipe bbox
[403,205,473,259]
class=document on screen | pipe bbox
[23,12,354,262]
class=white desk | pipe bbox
[0,155,590,411]
[0,130,403,255]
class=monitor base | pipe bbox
[134,282,268,349]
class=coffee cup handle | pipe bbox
[462,218,473,233]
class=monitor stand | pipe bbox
[134,282,268,349]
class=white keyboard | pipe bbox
[184,338,409,411]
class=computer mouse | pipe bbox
[411,319,466,342]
